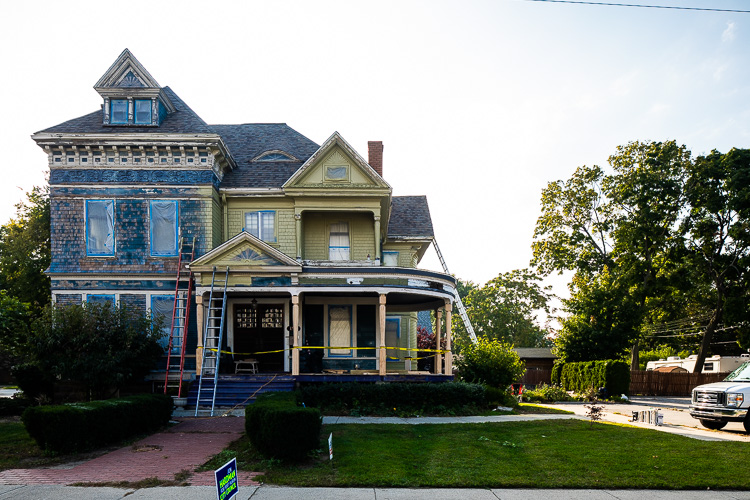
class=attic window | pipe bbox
[256,151,295,161]
[134,100,152,124]
[326,166,348,181]
[110,99,128,124]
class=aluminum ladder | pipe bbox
[195,266,230,416]
[163,236,196,397]
[432,237,477,343]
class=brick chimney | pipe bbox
[368,141,383,177]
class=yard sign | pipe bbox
[215,457,238,500]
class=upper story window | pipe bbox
[325,166,348,181]
[245,211,276,243]
[383,251,399,267]
[134,99,152,124]
[86,200,115,257]
[329,222,350,261]
[87,294,116,306]
[110,99,128,124]
[150,200,179,257]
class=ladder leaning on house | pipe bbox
[194,266,230,416]
[432,237,477,344]
[163,236,196,397]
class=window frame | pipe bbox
[325,165,349,182]
[329,221,350,261]
[86,294,116,306]
[382,251,399,267]
[244,210,276,243]
[85,199,115,257]
[385,316,402,361]
[110,99,128,124]
[149,200,179,257]
[134,99,152,125]
[150,294,175,351]
[328,305,353,357]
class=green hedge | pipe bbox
[298,382,486,414]
[0,397,30,417]
[21,394,173,454]
[245,392,321,461]
[551,360,630,396]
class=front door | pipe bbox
[234,304,285,372]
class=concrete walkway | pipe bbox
[1,485,749,499]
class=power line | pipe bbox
[525,0,750,13]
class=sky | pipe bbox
[1,0,749,304]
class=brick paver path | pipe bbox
[0,417,260,486]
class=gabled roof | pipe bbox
[35,87,212,135]
[190,231,301,271]
[387,196,434,239]
[283,131,391,190]
[94,48,161,89]
[215,124,319,189]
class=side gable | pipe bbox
[283,132,391,194]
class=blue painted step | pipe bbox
[187,374,295,408]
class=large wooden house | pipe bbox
[32,49,457,391]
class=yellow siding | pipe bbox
[302,212,375,260]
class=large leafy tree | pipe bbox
[456,269,552,348]
[0,186,51,308]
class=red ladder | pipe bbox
[163,236,196,397]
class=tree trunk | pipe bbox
[694,303,722,374]
[630,340,640,371]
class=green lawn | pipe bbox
[0,420,51,470]
[211,420,750,489]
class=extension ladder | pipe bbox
[432,237,477,343]
[195,266,230,416]
[163,236,196,397]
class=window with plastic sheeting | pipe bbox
[244,211,276,242]
[87,294,115,306]
[150,201,179,257]
[86,200,115,256]
[329,222,350,261]
[151,294,174,351]
[328,305,352,356]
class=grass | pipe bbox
[0,418,57,470]
[206,420,750,489]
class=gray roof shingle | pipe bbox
[36,87,213,135]
[388,196,434,239]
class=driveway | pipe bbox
[542,396,750,442]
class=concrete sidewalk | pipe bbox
[1,485,749,499]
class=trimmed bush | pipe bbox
[522,384,571,403]
[298,382,486,415]
[21,394,173,454]
[0,396,31,416]
[551,360,630,396]
[455,337,525,389]
[245,392,321,461]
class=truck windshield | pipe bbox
[724,362,750,382]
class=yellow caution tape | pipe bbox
[204,345,450,357]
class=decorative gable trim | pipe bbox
[190,231,302,272]
[283,131,391,190]
[95,48,161,89]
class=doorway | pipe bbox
[234,303,285,372]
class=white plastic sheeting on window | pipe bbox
[245,211,276,242]
[86,294,115,306]
[151,201,178,256]
[328,305,352,356]
[383,251,399,266]
[86,200,115,256]
[329,222,350,261]
[151,295,174,350]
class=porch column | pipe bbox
[434,308,443,375]
[295,213,302,260]
[373,215,381,261]
[444,301,453,375]
[195,293,205,374]
[292,294,300,376]
[379,294,387,376]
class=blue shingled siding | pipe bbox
[50,169,220,188]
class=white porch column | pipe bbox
[444,301,453,375]
[434,308,443,375]
[292,294,300,375]
[379,294,387,376]
[195,293,205,374]
[295,213,302,260]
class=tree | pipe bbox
[0,291,31,374]
[0,186,50,308]
[455,269,552,348]
[681,148,750,372]
[29,303,164,400]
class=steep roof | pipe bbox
[215,123,319,189]
[387,196,434,239]
[36,87,213,135]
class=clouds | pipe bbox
[722,21,737,42]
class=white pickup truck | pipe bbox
[690,361,750,432]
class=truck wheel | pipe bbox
[699,419,727,430]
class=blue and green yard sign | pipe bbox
[215,457,238,500]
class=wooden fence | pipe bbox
[629,370,728,396]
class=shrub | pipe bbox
[245,392,321,461]
[483,385,518,408]
[21,393,173,454]
[455,336,525,388]
[552,360,630,396]
[11,363,54,400]
[522,384,571,403]
[298,382,486,415]
[0,396,31,416]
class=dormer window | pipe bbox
[110,99,128,124]
[134,100,152,124]
[254,151,297,162]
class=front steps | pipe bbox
[186,374,295,409]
